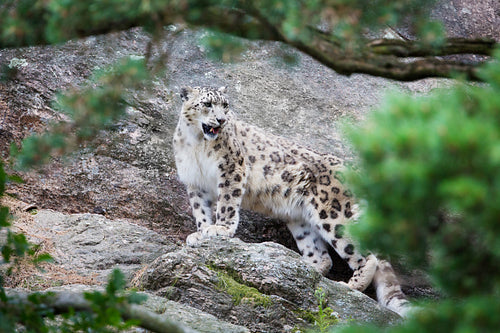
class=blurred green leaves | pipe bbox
[0,163,53,330]
[58,56,149,138]
[0,169,147,331]
[417,20,446,49]
[0,0,444,52]
[60,269,147,332]
[0,52,158,331]
[200,30,245,63]
[1,19,154,330]
[0,0,171,47]
[347,51,500,265]
[340,49,500,331]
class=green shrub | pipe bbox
[336,50,500,332]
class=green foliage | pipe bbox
[0,1,442,53]
[312,287,338,332]
[272,0,438,42]
[0,0,47,47]
[3,1,491,81]
[14,293,59,333]
[0,165,52,290]
[59,269,147,332]
[294,287,339,333]
[11,57,150,170]
[200,30,245,63]
[0,163,53,331]
[58,56,149,137]
[336,50,500,332]
[1,231,148,333]
[11,132,67,170]
[0,0,170,46]
[417,20,446,49]
[0,24,157,330]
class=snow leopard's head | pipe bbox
[180,86,229,141]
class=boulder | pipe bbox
[133,237,401,332]
[31,209,178,282]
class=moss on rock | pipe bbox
[208,265,272,308]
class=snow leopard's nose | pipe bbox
[216,117,226,126]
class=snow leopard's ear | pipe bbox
[218,86,227,94]
[180,87,193,101]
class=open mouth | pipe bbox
[202,123,221,138]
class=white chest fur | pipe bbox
[174,123,219,197]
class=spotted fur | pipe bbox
[173,86,410,317]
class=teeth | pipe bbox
[203,124,220,135]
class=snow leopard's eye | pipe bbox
[222,101,228,108]
[203,101,212,108]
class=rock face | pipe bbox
[32,210,178,282]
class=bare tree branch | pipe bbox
[367,38,496,57]
[288,36,486,81]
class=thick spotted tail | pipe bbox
[373,260,412,317]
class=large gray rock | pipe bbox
[142,292,250,333]
[29,209,178,282]
[432,0,499,40]
[133,237,401,332]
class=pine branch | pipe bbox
[233,10,490,81]
[0,1,497,81]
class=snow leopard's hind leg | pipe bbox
[287,219,333,275]
[373,260,411,317]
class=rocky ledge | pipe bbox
[6,200,399,333]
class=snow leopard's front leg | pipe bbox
[185,186,214,246]
[203,154,246,238]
